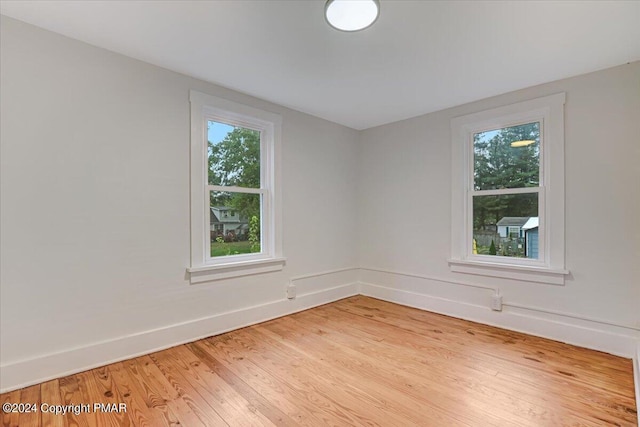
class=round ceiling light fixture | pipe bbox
[325,0,380,32]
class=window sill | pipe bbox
[448,259,569,285]
[187,257,286,284]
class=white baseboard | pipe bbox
[0,282,359,393]
[359,281,639,358]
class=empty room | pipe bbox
[1,1,639,426]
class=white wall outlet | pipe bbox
[286,284,296,299]
[491,294,503,311]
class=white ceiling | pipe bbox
[1,1,639,130]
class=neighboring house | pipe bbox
[496,217,530,239]
[210,207,249,237]
[522,217,539,259]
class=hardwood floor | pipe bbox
[1,296,637,426]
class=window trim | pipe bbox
[187,90,284,283]
[449,93,568,285]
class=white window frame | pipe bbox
[187,90,284,284]
[449,93,569,285]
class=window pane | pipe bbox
[208,121,260,188]
[474,122,539,190]
[473,193,539,259]
[210,191,261,257]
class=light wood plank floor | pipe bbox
[1,296,637,426]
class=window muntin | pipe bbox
[470,121,542,261]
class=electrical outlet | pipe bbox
[491,294,503,311]
[286,284,296,299]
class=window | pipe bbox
[449,93,568,285]
[187,91,284,283]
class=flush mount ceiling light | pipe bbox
[325,0,380,32]
[510,140,536,147]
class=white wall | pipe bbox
[0,16,360,390]
[358,61,640,354]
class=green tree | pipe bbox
[489,240,497,255]
[208,127,261,220]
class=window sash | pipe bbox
[205,189,269,263]
[468,119,544,191]
[466,188,545,266]
[206,119,263,190]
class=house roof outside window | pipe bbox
[496,217,531,227]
